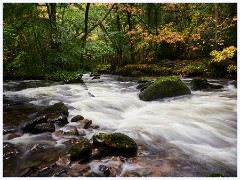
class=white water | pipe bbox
[3,74,237,172]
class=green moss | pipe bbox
[93,132,138,157]
[139,76,191,101]
[69,140,92,162]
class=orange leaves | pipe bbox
[120,4,143,15]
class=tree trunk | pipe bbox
[214,3,219,50]
[127,8,134,63]
[46,3,58,50]
[80,3,90,67]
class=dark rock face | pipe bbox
[190,78,224,90]
[139,76,191,101]
[47,114,68,126]
[32,123,55,134]
[22,116,48,133]
[22,102,69,134]
[93,132,138,157]
[190,78,209,90]
[69,140,93,162]
[38,102,69,117]
[71,115,84,122]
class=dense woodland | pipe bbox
[3,3,237,82]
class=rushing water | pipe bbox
[3,74,237,177]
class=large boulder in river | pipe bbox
[93,132,138,157]
[139,76,191,101]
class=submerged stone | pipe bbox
[139,76,191,101]
[93,132,138,157]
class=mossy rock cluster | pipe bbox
[139,76,191,101]
[68,132,138,163]
[22,102,69,134]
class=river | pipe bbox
[3,74,237,177]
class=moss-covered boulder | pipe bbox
[69,140,92,162]
[93,132,138,157]
[139,76,191,101]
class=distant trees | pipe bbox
[3,3,237,80]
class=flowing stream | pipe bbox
[3,74,237,177]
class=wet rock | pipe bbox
[64,128,79,136]
[3,142,20,160]
[78,130,86,136]
[53,169,68,177]
[190,78,224,90]
[93,132,138,157]
[22,116,48,133]
[190,78,209,90]
[71,115,84,122]
[3,128,16,135]
[139,76,191,101]
[47,113,68,126]
[20,166,39,177]
[69,140,92,162]
[6,133,21,140]
[80,119,92,129]
[91,147,110,159]
[137,82,153,92]
[98,165,110,177]
[38,102,69,117]
[67,164,90,177]
[32,123,55,134]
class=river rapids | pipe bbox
[2,74,237,177]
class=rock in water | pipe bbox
[38,102,69,117]
[139,76,191,101]
[190,78,209,90]
[22,116,48,133]
[190,77,224,90]
[69,140,92,162]
[32,123,55,134]
[93,132,138,157]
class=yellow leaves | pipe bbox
[210,46,237,63]
[89,34,98,40]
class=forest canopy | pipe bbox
[3,3,237,81]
